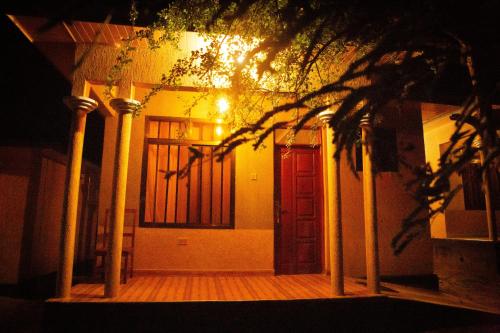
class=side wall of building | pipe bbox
[423,103,500,238]
[340,102,433,277]
[0,147,98,285]
[0,147,31,283]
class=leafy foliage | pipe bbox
[109,0,499,254]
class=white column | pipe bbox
[360,114,380,294]
[318,110,344,296]
[57,96,98,299]
[473,137,497,241]
[105,98,140,298]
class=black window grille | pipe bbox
[461,160,500,211]
[140,117,235,228]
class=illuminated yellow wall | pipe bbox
[422,103,500,238]
[338,102,433,277]
[74,34,432,276]
[98,87,275,273]
[72,32,214,96]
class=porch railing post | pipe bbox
[473,137,498,241]
[57,96,98,299]
[318,110,344,296]
[360,114,381,294]
[105,98,140,298]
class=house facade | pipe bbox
[17,15,500,299]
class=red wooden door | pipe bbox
[275,147,322,274]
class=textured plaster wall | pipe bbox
[423,103,500,238]
[76,36,431,275]
[340,102,433,277]
[0,147,38,284]
[423,107,462,238]
[0,174,29,283]
[0,147,95,283]
[30,157,66,277]
[98,88,274,272]
[72,32,204,96]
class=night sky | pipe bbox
[0,1,177,166]
[0,14,104,164]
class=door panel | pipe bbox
[276,147,322,274]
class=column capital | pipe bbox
[317,109,336,126]
[472,136,482,148]
[359,113,372,128]
[109,98,141,114]
[63,96,98,113]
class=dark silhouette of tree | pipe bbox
[30,0,497,253]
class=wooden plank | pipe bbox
[152,276,172,302]
[232,276,255,300]
[296,275,329,298]
[280,275,318,299]
[219,276,238,300]
[121,277,143,302]
[241,276,266,300]
[66,275,383,303]
[165,276,180,301]
[213,276,226,300]
[190,275,200,300]
[206,276,218,300]
[176,276,188,301]
[145,276,163,301]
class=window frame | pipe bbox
[139,116,235,229]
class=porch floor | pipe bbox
[48,274,499,314]
[55,274,373,303]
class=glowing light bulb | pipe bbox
[237,55,245,63]
[215,125,223,137]
[217,97,229,114]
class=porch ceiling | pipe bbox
[8,15,133,45]
[7,15,127,117]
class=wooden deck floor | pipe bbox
[48,274,500,314]
[55,274,373,302]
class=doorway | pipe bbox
[275,146,323,274]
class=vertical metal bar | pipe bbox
[198,146,203,224]
[220,154,224,225]
[163,122,172,224]
[230,152,235,227]
[186,146,191,224]
[152,123,161,223]
[174,145,181,223]
[209,146,214,225]
[163,144,171,224]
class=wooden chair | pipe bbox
[94,208,137,283]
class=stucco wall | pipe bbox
[30,156,67,277]
[0,147,97,284]
[341,102,433,277]
[76,36,432,276]
[423,103,500,238]
[98,88,275,273]
[0,173,29,284]
[72,32,206,96]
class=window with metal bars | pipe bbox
[461,159,500,211]
[140,117,235,228]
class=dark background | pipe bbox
[0,0,495,166]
